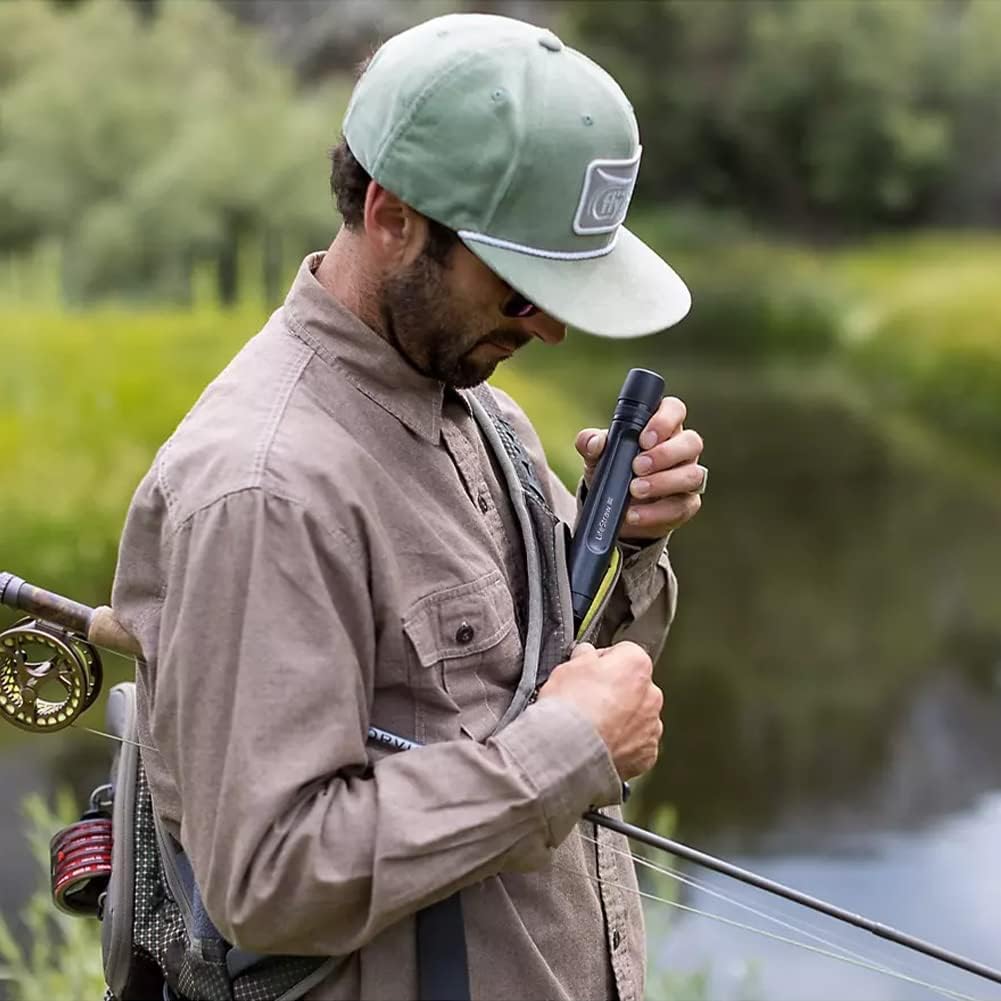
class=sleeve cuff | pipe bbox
[621,538,673,622]
[493,697,622,844]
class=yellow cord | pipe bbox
[574,547,622,642]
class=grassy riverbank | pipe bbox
[2,229,999,606]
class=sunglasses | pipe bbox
[500,289,540,319]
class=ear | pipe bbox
[363,181,429,270]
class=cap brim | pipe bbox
[460,226,691,338]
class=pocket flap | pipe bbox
[403,571,516,668]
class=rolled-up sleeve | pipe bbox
[149,487,621,957]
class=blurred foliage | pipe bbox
[629,207,842,361]
[0,303,254,604]
[518,218,1001,469]
[2,227,999,610]
[831,233,1001,455]
[0,791,105,1001]
[0,0,348,305]
[562,0,1001,234]
[2,0,1001,309]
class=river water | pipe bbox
[1,363,999,1001]
[633,366,1001,1000]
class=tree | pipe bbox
[0,0,348,304]
[563,0,989,235]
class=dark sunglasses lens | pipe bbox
[503,292,538,318]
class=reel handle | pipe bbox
[1,572,142,658]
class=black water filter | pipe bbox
[568,368,664,632]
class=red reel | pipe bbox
[50,790,113,917]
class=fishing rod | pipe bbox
[585,810,1001,989]
[3,571,1001,989]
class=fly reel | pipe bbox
[0,618,102,733]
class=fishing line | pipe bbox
[577,829,976,1001]
[70,723,156,752]
[558,859,981,1001]
[587,809,1001,987]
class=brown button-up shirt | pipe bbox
[112,253,678,1001]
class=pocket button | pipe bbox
[455,622,475,645]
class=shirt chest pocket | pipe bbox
[403,570,524,744]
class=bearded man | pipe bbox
[112,13,706,1001]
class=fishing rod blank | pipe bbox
[585,810,1001,989]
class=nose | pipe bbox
[522,311,567,346]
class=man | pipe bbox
[112,12,705,1001]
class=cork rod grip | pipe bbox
[88,605,143,658]
[2,571,142,659]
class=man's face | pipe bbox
[378,239,565,388]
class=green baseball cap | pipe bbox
[343,13,691,338]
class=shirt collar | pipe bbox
[282,252,455,444]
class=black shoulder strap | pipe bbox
[417,893,471,1001]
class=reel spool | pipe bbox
[50,783,113,916]
[0,618,103,733]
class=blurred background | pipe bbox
[1,1,1000,999]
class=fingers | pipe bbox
[625,492,702,534]
[625,423,705,539]
[638,396,687,450]
[631,461,708,500]
[578,399,693,468]
[633,428,703,476]
[577,397,705,540]
[574,428,607,463]
[570,641,597,660]
[574,428,608,488]
[610,640,653,675]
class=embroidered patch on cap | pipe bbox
[573,148,642,236]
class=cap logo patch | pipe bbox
[573,148,641,236]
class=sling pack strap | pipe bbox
[407,387,554,1001]
[417,894,471,1001]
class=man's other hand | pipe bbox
[538,641,663,781]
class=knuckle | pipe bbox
[628,645,653,671]
[686,464,705,491]
[686,429,704,454]
[669,396,688,426]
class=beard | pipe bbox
[379,253,530,388]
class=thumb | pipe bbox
[570,641,597,660]
[575,428,607,464]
